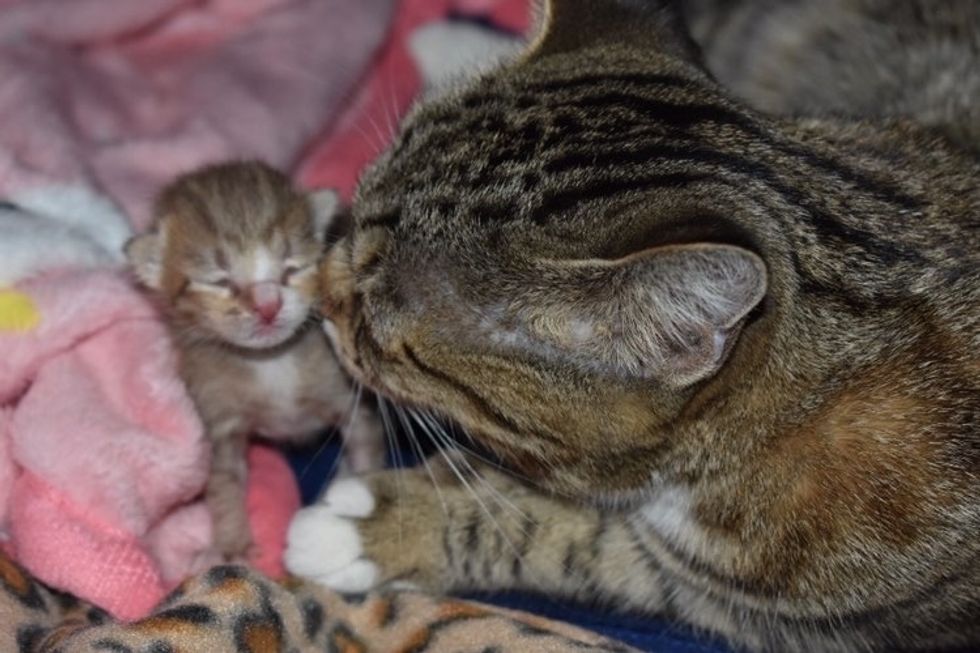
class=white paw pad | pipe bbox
[284,478,379,592]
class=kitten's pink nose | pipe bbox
[248,282,282,324]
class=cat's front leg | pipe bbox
[284,457,670,614]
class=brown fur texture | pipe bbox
[126,161,383,559]
[683,0,980,147]
[286,2,979,651]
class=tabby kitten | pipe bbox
[126,161,383,559]
[286,1,979,651]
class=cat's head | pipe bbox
[323,0,770,500]
[127,161,338,349]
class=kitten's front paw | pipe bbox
[285,470,448,592]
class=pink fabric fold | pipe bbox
[0,270,208,620]
[0,268,301,620]
[0,0,530,622]
[297,0,531,198]
[0,0,396,228]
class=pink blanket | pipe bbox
[0,0,529,624]
[0,191,307,620]
[297,0,530,197]
[0,0,395,620]
[0,0,395,229]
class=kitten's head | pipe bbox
[323,0,769,500]
[127,161,339,349]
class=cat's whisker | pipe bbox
[405,408,555,589]
[408,407,504,521]
[416,412,536,535]
[297,427,340,481]
[380,396,409,481]
[375,396,405,547]
[303,380,365,483]
[382,75,401,144]
[353,121,388,159]
[415,409,606,594]
[414,411,526,510]
[390,402,450,518]
[418,408,539,487]
[363,114,393,158]
[413,416,561,570]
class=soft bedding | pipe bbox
[0,0,731,650]
[0,547,637,652]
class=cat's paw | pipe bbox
[285,469,449,592]
[284,477,380,592]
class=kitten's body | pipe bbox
[286,2,978,651]
[127,162,383,558]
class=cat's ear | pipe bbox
[527,0,698,61]
[307,189,341,242]
[124,230,165,290]
[531,244,766,387]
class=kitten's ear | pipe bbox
[307,189,341,242]
[527,0,698,61]
[124,231,165,290]
[532,244,766,387]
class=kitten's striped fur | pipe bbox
[127,162,385,560]
[287,1,979,650]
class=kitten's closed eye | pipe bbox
[281,265,300,283]
[281,262,314,285]
[125,161,345,350]
[207,277,235,290]
[189,276,237,297]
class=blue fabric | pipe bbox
[286,441,731,652]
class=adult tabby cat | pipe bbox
[285,1,980,650]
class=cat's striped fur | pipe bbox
[287,1,980,650]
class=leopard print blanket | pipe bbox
[0,551,635,652]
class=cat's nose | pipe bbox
[248,282,282,323]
